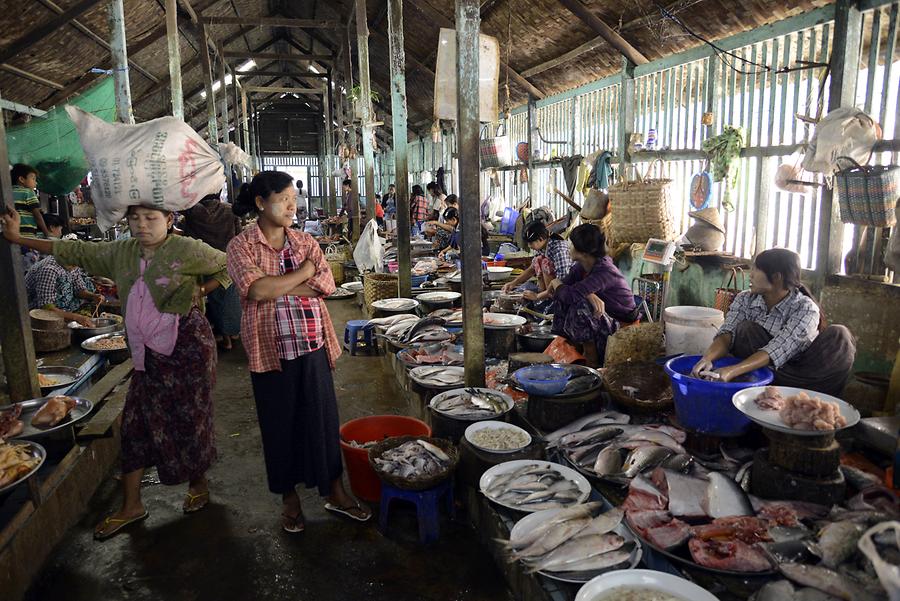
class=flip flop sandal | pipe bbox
[183,491,209,514]
[94,510,149,541]
[324,501,372,522]
[282,511,306,534]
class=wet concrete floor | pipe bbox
[26,300,512,601]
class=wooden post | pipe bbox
[0,94,41,401]
[322,75,334,215]
[388,0,412,298]
[617,58,636,176]
[356,0,376,235]
[199,24,218,142]
[817,0,862,283]
[217,48,230,144]
[164,0,183,119]
[343,37,361,242]
[241,88,251,161]
[527,94,536,204]
[108,0,134,124]
[456,0,485,387]
[231,67,242,151]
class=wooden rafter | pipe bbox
[521,35,607,78]
[221,51,333,62]
[199,16,340,28]
[0,0,106,65]
[556,0,649,65]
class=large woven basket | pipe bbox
[603,361,673,413]
[364,273,399,307]
[325,244,348,285]
[368,435,459,491]
[608,160,677,244]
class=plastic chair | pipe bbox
[344,319,375,355]
[378,479,455,544]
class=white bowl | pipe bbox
[464,421,532,453]
[486,266,514,281]
[732,385,861,436]
[575,569,719,601]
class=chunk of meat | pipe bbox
[0,404,23,439]
[779,392,847,431]
[750,497,830,522]
[691,516,773,545]
[688,538,773,572]
[754,386,784,410]
[627,510,691,550]
[31,396,76,428]
[622,474,668,512]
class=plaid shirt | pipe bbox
[718,289,819,368]
[25,255,92,312]
[541,238,574,279]
[227,225,340,373]
[411,195,428,222]
[275,241,326,359]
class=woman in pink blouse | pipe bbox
[227,171,371,533]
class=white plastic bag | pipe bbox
[858,521,900,601]
[66,106,224,231]
[803,107,880,174]
[352,220,384,273]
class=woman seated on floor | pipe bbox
[503,220,574,302]
[692,248,856,396]
[26,249,103,327]
[433,207,459,255]
[546,224,637,366]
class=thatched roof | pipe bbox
[0,0,827,145]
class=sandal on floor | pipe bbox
[282,511,305,533]
[94,510,149,541]
[183,491,209,514]
[324,501,372,522]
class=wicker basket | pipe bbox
[607,160,677,244]
[364,273,399,307]
[602,361,673,413]
[368,435,459,491]
[325,244,348,285]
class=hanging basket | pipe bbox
[834,157,900,227]
[364,273,399,308]
[607,160,677,244]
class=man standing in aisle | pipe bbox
[339,178,355,238]
[426,182,446,222]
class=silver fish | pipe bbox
[508,502,602,551]
[779,563,882,601]
[704,471,754,518]
[808,521,865,569]
[524,533,626,572]
[544,411,631,445]
[559,426,624,449]
[538,547,633,574]
[622,445,674,478]
[658,469,707,519]
[623,430,686,454]
[593,446,624,476]
[752,580,796,601]
[660,453,693,472]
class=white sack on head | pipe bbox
[65,106,225,231]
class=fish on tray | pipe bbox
[372,439,451,479]
[484,463,583,510]
[0,404,24,438]
[432,389,508,419]
[31,396,77,428]
[412,367,465,387]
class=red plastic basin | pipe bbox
[339,415,431,502]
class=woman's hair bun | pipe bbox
[231,172,294,217]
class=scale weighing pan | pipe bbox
[732,386,860,436]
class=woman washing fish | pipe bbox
[227,171,371,534]
[2,202,231,540]
[502,220,574,302]
[692,248,856,396]
[545,224,638,366]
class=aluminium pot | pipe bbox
[516,323,555,353]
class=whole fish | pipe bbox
[369,313,417,327]
[562,375,600,395]
[508,503,602,550]
[752,580,796,601]
[524,534,626,572]
[403,316,446,343]
[779,563,882,601]
[623,430,686,454]
[704,471,754,518]
[622,446,674,478]
[559,426,623,449]
[573,507,624,537]
[808,521,865,569]
[536,548,633,574]
[485,465,552,495]
[661,453,693,473]
[544,411,631,446]
[593,446,624,476]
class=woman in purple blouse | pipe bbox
[547,224,637,365]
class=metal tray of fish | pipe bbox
[508,364,605,398]
[371,297,420,311]
[479,460,592,513]
[397,343,464,369]
[482,312,528,329]
[0,396,93,439]
[429,388,514,421]
[732,386,861,436]
[630,528,779,579]
[326,287,356,299]
[0,440,47,495]
[510,507,643,583]
[409,366,466,390]
[38,366,80,393]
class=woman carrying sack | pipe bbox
[227,171,371,534]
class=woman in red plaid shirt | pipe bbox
[409,184,428,235]
[227,171,371,533]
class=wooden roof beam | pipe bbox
[521,35,606,78]
[244,86,326,94]
[0,0,106,65]
[199,16,340,28]
[222,51,333,62]
[556,0,649,65]
[0,64,64,90]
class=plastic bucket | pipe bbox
[663,306,724,356]
[664,355,774,436]
[339,415,431,502]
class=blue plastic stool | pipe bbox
[379,479,455,544]
[344,319,375,355]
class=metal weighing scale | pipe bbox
[632,238,678,322]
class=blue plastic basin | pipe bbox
[514,365,569,396]
[664,355,774,436]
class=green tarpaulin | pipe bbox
[6,77,116,195]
